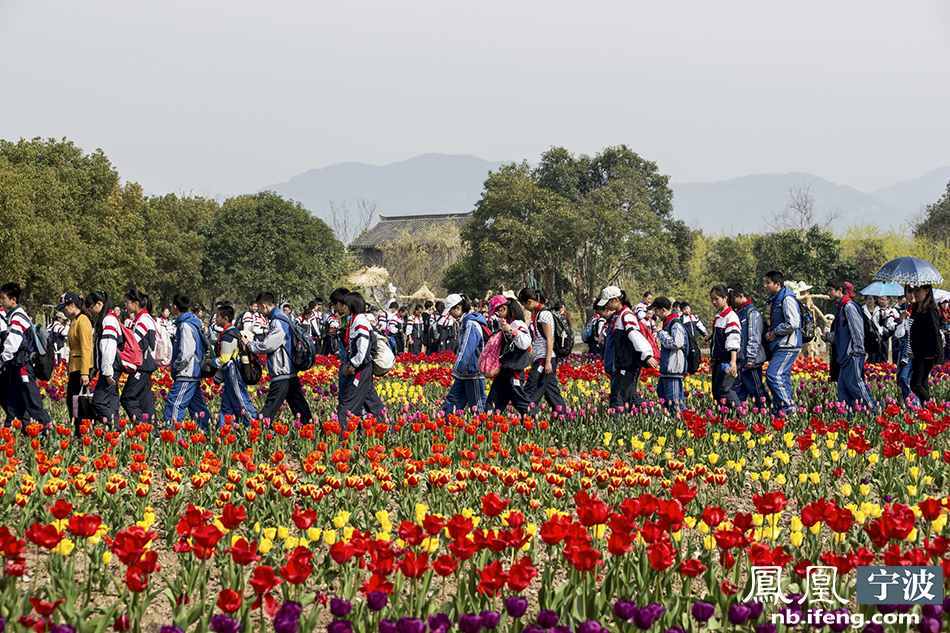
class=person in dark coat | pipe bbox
[908,285,945,404]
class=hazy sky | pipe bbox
[2,0,948,197]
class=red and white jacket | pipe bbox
[1,307,33,366]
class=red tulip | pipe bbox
[28,597,65,617]
[67,514,103,539]
[678,558,707,578]
[398,550,430,579]
[46,499,73,520]
[475,560,509,597]
[647,540,677,571]
[918,497,944,522]
[217,589,242,614]
[481,492,510,518]
[220,504,247,530]
[192,524,224,550]
[25,523,63,550]
[226,538,261,566]
[291,507,318,530]
[249,565,282,595]
[432,554,458,577]
[752,491,788,516]
[507,556,538,592]
[880,504,916,541]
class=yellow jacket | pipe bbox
[67,313,94,376]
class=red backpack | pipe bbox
[118,323,144,372]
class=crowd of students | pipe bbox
[0,269,944,433]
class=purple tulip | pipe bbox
[615,600,638,623]
[459,613,483,633]
[917,617,941,633]
[552,627,573,633]
[327,623,353,633]
[209,615,242,633]
[380,620,397,633]
[367,591,389,612]
[827,610,850,633]
[273,601,303,633]
[691,602,716,623]
[160,628,184,633]
[330,598,353,618]
[728,604,751,626]
[579,622,605,633]
[480,610,501,629]
[921,604,943,619]
[755,624,776,633]
[633,604,666,630]
[396,618,426,633]
[51,627,76,633]
[428,614,452,631]
[537,610,560,628]
[506,596,528,619]
[861,623,883,633]
[747,601,764,621]
[523,627,546,633]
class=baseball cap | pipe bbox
[487,294,508,319]
[648,297,671,311]
[443,293,463,316]
[595,286,622,308]
[55,292,82,311]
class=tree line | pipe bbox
[0,137,349,313]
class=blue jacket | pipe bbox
[766,286,802,351]
[737,301,767,366]
[453,312,489,379]
[656,313,687,378]
[832,297,866,363]
[171,311,207,381]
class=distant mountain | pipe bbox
[263,154,949,237]
[261,154,507,229]
[670,169,950,234]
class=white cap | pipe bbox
[596,285,622,307]
[443,293,463,316]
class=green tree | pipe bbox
[914,180,950,243]
[202,191,347,306]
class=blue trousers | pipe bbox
[442,377,487,415]
[733,365,771,408]
[165,380,212,430]
[218,364,257,426]
[765,348,799,413]
[837,354,878,411]
[898,360,919,406]
[658,377,684,412]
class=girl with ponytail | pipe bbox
[708,284,741,409]
[121,289,157,422]
[85,290,123,426]
[517,288,566,413]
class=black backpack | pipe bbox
[538,308,574,358]
[798,299,816,344]
[275,313,318,372]
[30,325,55,381]
[859,310,881,357]
[679,317,702,375]
[217,326,263,385]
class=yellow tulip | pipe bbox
[790,531,804,547]
[323,530,338,545]
[277,526,290,540]
[259,538,274,554]
[707,453,719,465]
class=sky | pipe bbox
[1,0,948,198]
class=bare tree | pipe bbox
[767,181,841,232]
[329,199,378,245]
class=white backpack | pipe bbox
[372,333,395,377]
[154,325,172,367]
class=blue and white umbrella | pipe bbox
[871,256,944,286]
[859,282,905,296]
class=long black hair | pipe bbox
[125,288,152,314]
[503,298,526,322]
[618,290,632,309]
[342,292,366,316]
[710,284,735,309]
[517,288,547,305]
[85,290,113,337]
[915,284,938,316]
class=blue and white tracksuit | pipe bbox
[655,313,687,411]
[830,297,879,412]
[165,311,211,429]
[443,311,489,415]
[894,314,918,406]
[733,301,771,407]
[1,307,50,427]
[212,325,257,426]
[765,286,801,413]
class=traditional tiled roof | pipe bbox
[350,212,472,249]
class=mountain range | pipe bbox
[261,155,950,236]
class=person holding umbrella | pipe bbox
[908,284,944,404]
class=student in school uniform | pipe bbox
[0,283,51,429]
[390,305,408,353]
[705,285,741,409]
[681,303,707,340]
[728,283,770,407]
[484,295,533,415]
[84,291,125,426]
[211,304,258,427]
[518,288,567,414]
[244,291,313,426]
[321,305,341,356]
[635,292,653,322]
[583,307,606,356]
[120,289,157,424]
[442,294,490,414]
[337,292,385,421]
[165,293,213,430]
[437,306,459,353]
[598,286,658,414]
[157,307,175,341]
[763,270,802,414]
[823,278,880,413]
[408,304,425,354]
[651,297,687,412]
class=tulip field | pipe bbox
[3,352,950,633]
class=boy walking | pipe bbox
[165,293,213,429]
[0,283,51,428]
[823,278,879,412]
[729,283,770,407]
[763,270,801,414]
[243,292,313,425]
[652,297,687,412]
[211,305,258,426]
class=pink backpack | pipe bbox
[118,323,144,372]
[477,332,504,379]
